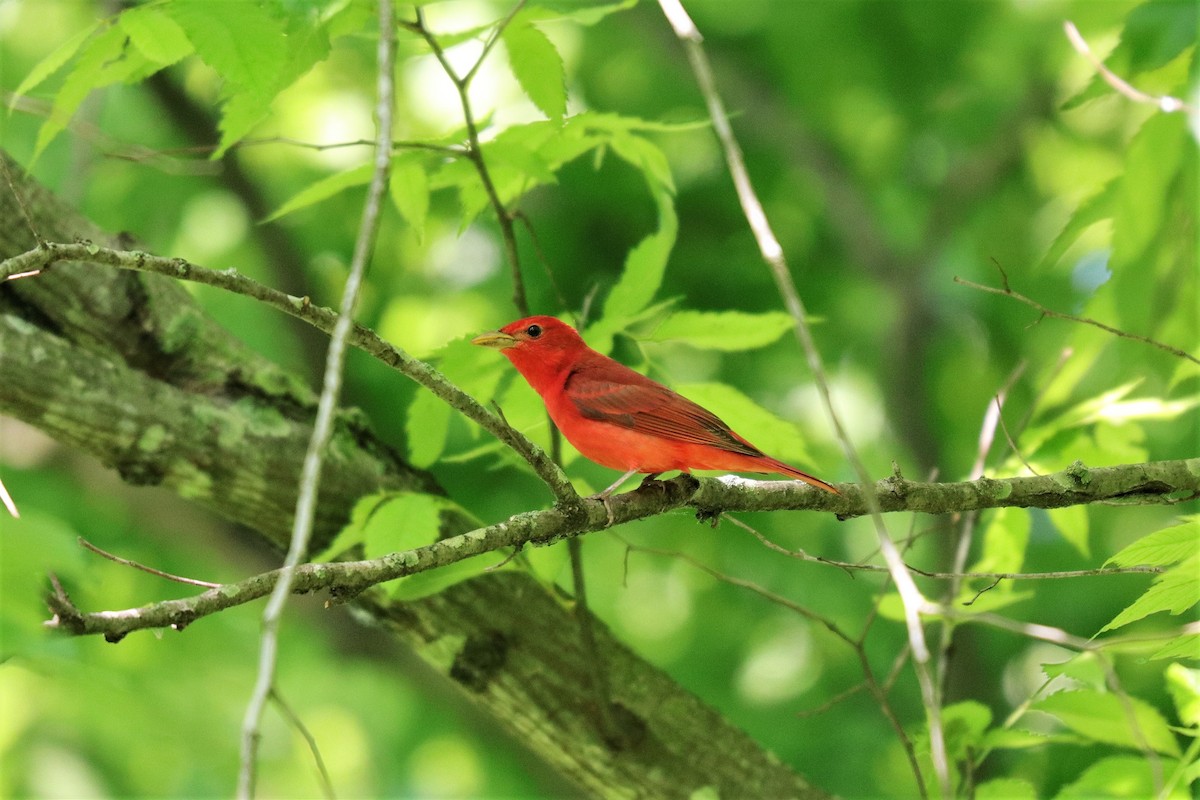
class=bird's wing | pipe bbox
[563,363,763,457]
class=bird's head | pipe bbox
[472,316,585,388]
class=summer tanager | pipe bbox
[472,316,838,496]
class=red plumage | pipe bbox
[473,316,838,494]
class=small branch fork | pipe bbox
[43,458,1196,642]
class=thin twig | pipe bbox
[955,276,1200,367]
[269,687,337,800]
[729,517,1163,581]
[238,3,397,797]
[657,1,947,793]
[0,474,19,518]
[1063,21,1194,114]
[78,537,221,588]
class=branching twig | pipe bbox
[239,4,396,797]
[78,537,221,588]
[955,276,1200,367]
[1063,21,1195,115]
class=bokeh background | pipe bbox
[1,0,1196,796]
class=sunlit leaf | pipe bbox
[648,310,796,351]
[263,163,373,222]
[10,20,102,105]
[1055,754,1186,799]
[406,387,453,468]
[1048,504,1090,559]
[390,154,431,239]
[974,507,1031,576]
[1150,635,1200,662]
[33,24,126,157]
[1039,179,1117,270]
[503,16,567,121]
[1106,517,1200,567]
[1165,663,1200,727]
[1033,689,1181,756]
[119,5,193,65]
[1100,555,1200,632]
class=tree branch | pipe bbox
[45,458,1198,641]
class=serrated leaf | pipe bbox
[1165,663,1200,727]
[503,17,566,121]
[34,24,128,158]
[215,90,272,157]
[1033,689,1181,756]
[1100,555,1200,632]
[10,20,102,105]
[1106,517,1200,567]
[1150,634,1200,662]
[166,0,286,96]
[263,163,373,222]
[648,310,795,351]
[609,130,676,194]
[1048,504,1090,558]
[406,388,452,468]
[119,5,193,65]
[389,155,430,238]
[1042,652,1106,690]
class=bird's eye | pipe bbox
[525,324,543,338]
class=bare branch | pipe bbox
[955,276,1200,367]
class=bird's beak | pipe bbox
[471,330,518,350]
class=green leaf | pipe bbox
[406,387,452,469]
[165,0,287,97]
[1106,517,1200,567]
[1033,689,1181,756]
[389,154,431,239]
[1055,754,1184,799]
[674,382,816,468]
[33,24,127,158]
[1110,113,1187,332]
[10,20,102,105]
[502,16,567,121]
[1151,635,1200,662]
[977,778,1036,800]
[263,163,373,222]
[1048,504,1090,559]
[1039,179,1118,270]
[603,183,678,320]
[648,310,796,351]
[1042,652,1106,691]
[521,0,638,26]
[1101,555,1200,632]
[1165,663,1200,727]
[119,5,194,65]
[940,700,992,760]
[973,507,1031,576]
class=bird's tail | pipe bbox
[764,458,840,494]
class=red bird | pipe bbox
[472,316,838,497]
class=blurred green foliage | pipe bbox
[1,0,1197,797]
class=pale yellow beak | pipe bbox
[471,330,518,350]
